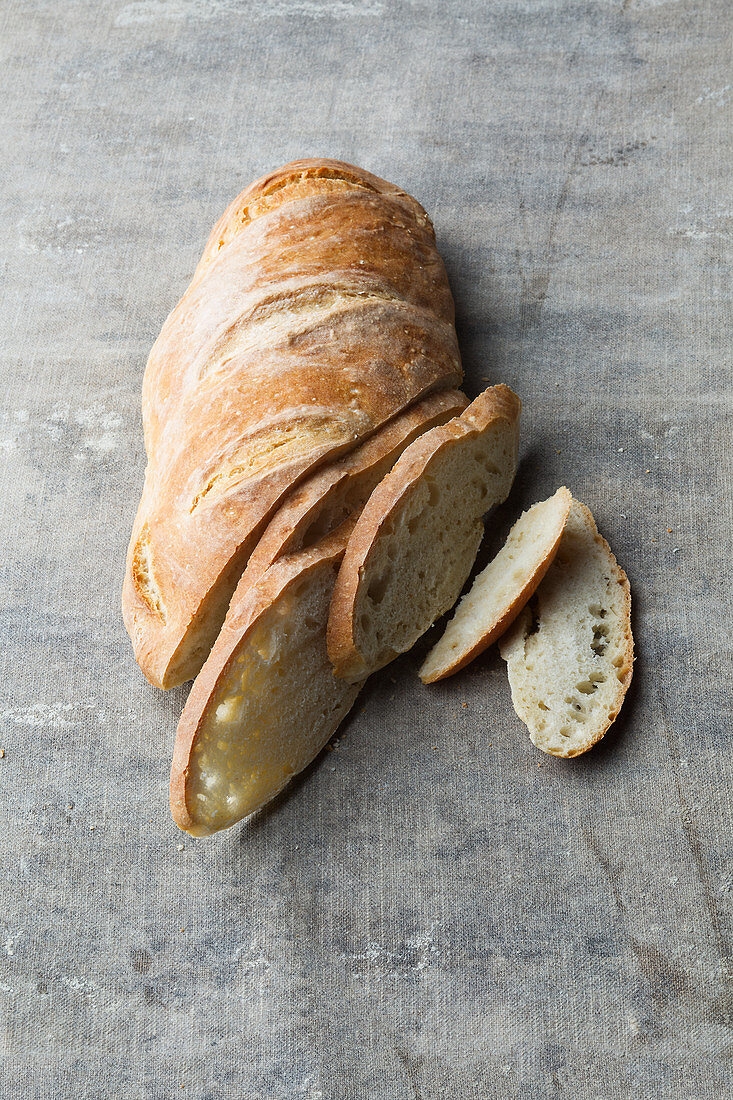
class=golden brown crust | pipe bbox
[193,159,434,284]
[169,520,356,834]
[122,159,463,689]
[326,385,521,681]
[420,487,573,683]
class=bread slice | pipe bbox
[420,487,572,683]
[499,499,633,758]
[327,385,521,682]
[239,389,468,592]
[170,522,362,836]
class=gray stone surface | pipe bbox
[1,1,731,1096]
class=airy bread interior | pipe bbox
[420,487,572,683]
[499,499,633,757]
[178,535,361,836]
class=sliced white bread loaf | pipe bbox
[239,389,467,592]
[170,521,362,836]
[420,487,572,683]
[327,385,521,682]
[169,393,468,835]
[499,498,633,758]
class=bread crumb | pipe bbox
[0,748,4,758]
[89,825,96,831]
[461,702,468,708]
[176,843,184,851]
[667,528,672,533]
[645,468,650,473]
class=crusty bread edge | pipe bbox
[326,384,521,682]
[420,487,573,683]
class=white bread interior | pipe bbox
[173,527,361,836]
[499,499,633,758]
[420,487,571,683]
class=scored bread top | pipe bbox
[499,498,634,758]
[122,159,463,689]
[419,487,572,682]
[327,385,521,682]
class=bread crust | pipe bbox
[499,498,634,757]
[122,159,463,689]
[326,385,521,681]
[170,521,357,834]
[420,487,572,682]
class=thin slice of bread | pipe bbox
[170,522,362,836]
[239,389,468,592]
[420,487,572,683]
[498,499,633,758]
[327,385,521,682]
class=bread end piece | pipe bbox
[170,523,362,836]
[499,498,634,758]
[419,486,572,683]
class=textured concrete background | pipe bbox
[1,1,731,1097]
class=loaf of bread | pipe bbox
[122,160,463,690]
[326,385,521,682]
[420,487,571,682]
[499,499,633,757]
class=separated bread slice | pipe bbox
[499,499,633,758]
[327,385,521,682]
[170,521,363,836]
[239,389,467,592]
[419,487,572,683]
